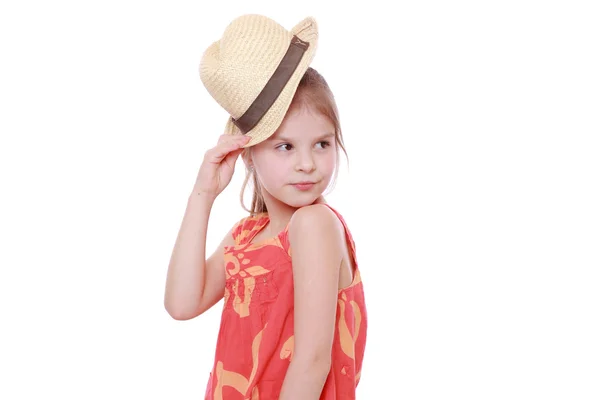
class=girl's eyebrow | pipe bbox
[269,132,335,142]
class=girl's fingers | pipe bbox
[217,134,248,146]
[223,148,243,169]
[206,136,249,163]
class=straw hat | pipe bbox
[199,14,318,147]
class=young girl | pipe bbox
[164,14,367,399]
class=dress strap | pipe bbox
[231,213,269,245]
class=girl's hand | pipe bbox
[194,134,251,198]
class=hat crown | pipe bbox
[198,14,317,147]
[200,14,294,118]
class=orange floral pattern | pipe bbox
[205,204,367,399]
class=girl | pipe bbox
[164,14,367,399]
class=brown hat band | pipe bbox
[231,35,310,134]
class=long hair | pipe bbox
[240,67,349,215]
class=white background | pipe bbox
[1,0,599,399]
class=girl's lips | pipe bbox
[292,182,315,191]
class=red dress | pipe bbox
[205,204,367,399]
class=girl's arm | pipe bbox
[164,134,248,320]
[164,192,234,320]
[278,204,346,400]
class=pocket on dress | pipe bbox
[255,270,279,304]
[254,270,279,326]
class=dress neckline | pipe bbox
[246,204,338,246]
[244,212,291,246]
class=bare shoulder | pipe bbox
[288,204,345,248]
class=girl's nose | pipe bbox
[295,151,316,173]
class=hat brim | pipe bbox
[223,17,318,148]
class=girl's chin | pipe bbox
[280,193,322,208]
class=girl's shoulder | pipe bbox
[286,203,358,256]
[293,203,354,237]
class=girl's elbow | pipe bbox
[294,351,332,375]
[164,299,198,321]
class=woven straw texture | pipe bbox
[199,14,318,147]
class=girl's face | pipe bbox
[249,105,337,209]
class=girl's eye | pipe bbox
[275,141,331,151]
[317,141,331,149]
[276,143,293,151]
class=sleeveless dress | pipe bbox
[204,204,367,399]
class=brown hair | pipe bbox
[239,67,349,215]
